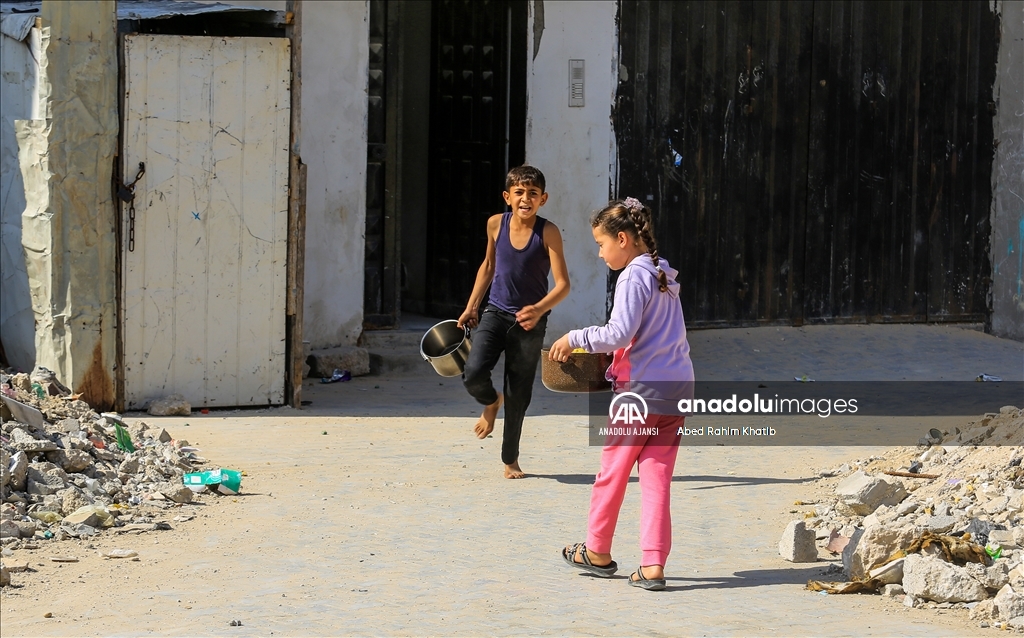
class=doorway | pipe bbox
[363,0,527,328]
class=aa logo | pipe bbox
[609,392,648,425]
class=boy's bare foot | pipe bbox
[474,393,502,439]
[504,461,525,479]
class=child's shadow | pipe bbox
[661,566,828,592]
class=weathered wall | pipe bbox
[213,0,368,348]
[524,0,618,340]
[0,23,42,371]
[991,1,1024,341]
[23,1,118,407]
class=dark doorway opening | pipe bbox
[364,0,527,329]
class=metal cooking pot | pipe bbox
[420,320,472,377]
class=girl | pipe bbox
[548,197,694,591]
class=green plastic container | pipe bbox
[183,468,242,495]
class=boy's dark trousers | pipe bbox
[463,305,547,465]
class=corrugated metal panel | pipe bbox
[122,34,290,408]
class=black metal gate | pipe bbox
[425,0,526,318]
[615,0,998,326]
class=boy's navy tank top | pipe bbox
[489,212,550,314]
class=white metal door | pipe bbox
[122,35,290,408]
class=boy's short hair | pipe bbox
[505,165,546,192]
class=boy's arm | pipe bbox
[515,222,570,331]
[457,214,501,329]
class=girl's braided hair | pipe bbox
[590,197,669,293]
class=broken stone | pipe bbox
[844,523,917,580]
[55,418,80,433]
[835,471,907,516]
[45,449,93,474]
[0,562,8,587]
[895,500,920,517]
[970,598,1000,621]
[4,560,29,573]
[990,530,1019,549]
[967,560,1011,591]
[147,394,191,417]
[903,553,989,603]
[922,515,957,534]
[8,451,27,492]
[779,520,817,562]
[155,483,192,504]
[0,520,20,539]
[154,428,172,444]
[995,585,1024,621]
[26,466,66,496]
[118,457,140,476]
[9,428,57,453]
[882,583,905,598]
[57,487,93,517]
[62,509,102,528]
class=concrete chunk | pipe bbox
[307,346,370,378]
[148,394,191,416]
[903,553,989,603]
[835,471,906,516]
[779,520,817,562]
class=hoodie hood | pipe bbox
[626,255,680,299]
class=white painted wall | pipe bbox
[207,0,368,349]
[524,0,618,342]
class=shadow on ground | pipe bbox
[529,473,818,487]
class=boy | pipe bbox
[457,166,570,479]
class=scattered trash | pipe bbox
[114,422,136,453]
[320,369,351,384]
[0,395,46,427]
[183,468,242,495]
[907,460,922,474]
[28,511,62,524]
[794,375,815,383]
[229,620,243,627]
[975,374,1002,382]
[985,544,1002,560]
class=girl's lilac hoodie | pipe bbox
[568,255,694,410]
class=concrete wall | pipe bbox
[524,0,618,342]
[0,25,42,371]
[991,1,1024,341]
[213,0,369,348]
[299,1,368,347]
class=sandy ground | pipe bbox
[1,324,1020,636]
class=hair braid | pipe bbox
[628,206,668,293]
[591,198,670,293]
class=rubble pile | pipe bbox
[1,368,215,586]
[784,405,1024,631]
